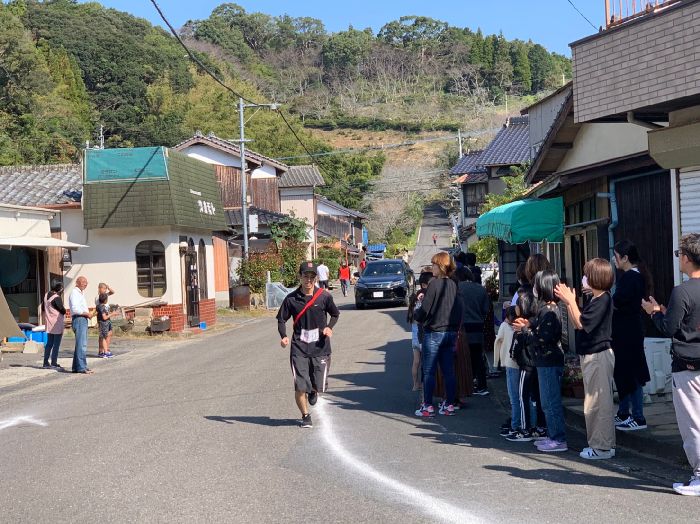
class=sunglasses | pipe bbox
[675,249,683,258]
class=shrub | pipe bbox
[315,245,343,278]
[238,250,282,294]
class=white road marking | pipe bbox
[316,397,483,524]
[0,416,48,432]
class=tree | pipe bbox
[321,27,373,77]
[528,44,554,93]
[510,41,532,94]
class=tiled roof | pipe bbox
[315,195,368,219]
[225,206,289,227]
[478,116,531,167]
[454,172,488,184]
[279,165,325,188]
[0,164,82,206]
[173,132,289,172]
[449,149,487,176]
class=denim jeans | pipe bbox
[43,333,63,366]
[618,385,645,421]
[506,367,537,430]
[537,365,566,442]
[340,279,349,296]
[71,317,88,372]
[422,330,457,405]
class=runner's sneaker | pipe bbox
[473,388,490,396]
[104,352,114,358]
[579,447,615,460]
[300,414,313,428]
[414,404,435,417]
[673,476,700,496]
[438,401,455,416]
[530,427,548,441]
[616,417,647,431]
[506,429,533,442]
[614,414,630,426]
[537,440,568,453]
[308,391,318,406]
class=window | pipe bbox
[198,239,208,300]
[136,240,166,298]
[464,184,487,218]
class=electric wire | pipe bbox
[565,0,598,30]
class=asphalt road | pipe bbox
[410,204,453,271]
[1,210,698,523]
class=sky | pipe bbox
[82,0,603,56]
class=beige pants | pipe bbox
[672,370,700,477]
[580,349,616,450]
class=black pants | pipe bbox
[469,340,487,390]
[519,367,546,430]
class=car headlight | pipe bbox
[390,280,405,288]
[355,282,367,289]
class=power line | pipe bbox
[147,0,328,176]
[565,0,598,30]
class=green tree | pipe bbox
[321,27,373,76]
[510,41,532,93]
[528,44,554,93]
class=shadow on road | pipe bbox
[204,415,299,427]
[484,464,670,495]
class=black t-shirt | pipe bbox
[277,287,340,357]
[651,278,700,371]
[575,291,613,355]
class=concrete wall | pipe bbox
[61,209,216,310]
[0,206,54,238]
[572,1,700,123]
[557,123,648,172]
[280,188,315,242]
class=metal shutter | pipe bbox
[680,168,700,235]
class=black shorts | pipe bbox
[318,280,329,289]
[290,353,331,393]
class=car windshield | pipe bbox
[364,262,403,276]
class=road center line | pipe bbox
[316,398,483,524]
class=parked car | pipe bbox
[354,259,414,309]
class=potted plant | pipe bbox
[562,358,584,399]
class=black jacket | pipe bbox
[524,303,564,367]
[277,287,340,357]
[414,277,462,332]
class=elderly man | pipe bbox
[69,276,94,374]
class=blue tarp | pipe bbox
[367,243,386,253]
[85,146,169,183]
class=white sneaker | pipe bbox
[579,447,615,460]
[673,476,700,496]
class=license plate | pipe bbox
[372,291,383,298]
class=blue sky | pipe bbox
[83,1,602,56]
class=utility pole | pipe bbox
[457,129,463,158]
[235,98,279,260]
[238,97,250,259]
[99,124,104,149]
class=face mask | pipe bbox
[582,275,591,290]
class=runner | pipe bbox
[317,262,330,289]
[277,261,340,428]
[432,233,438,247]
[338,261,351,297]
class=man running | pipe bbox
[432,233,438,247]
[316,261,330,289]
[278,261,340,428]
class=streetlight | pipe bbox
[232,98,279,259]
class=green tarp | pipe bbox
[85,146,168,183]
[476,197,564,243]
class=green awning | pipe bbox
[476,197,564,243]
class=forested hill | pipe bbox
[181,5,571,130]
[0,1,569,209]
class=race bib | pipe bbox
[301,328,320,343]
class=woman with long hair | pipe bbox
[414,252,463,417]
[612,239,651,431]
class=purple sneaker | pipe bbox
[537,440,568,453]
[534,438,553,447]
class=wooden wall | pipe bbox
[212,234,230,292]
[215,166,280,212]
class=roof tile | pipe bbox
[0,164,82,206]
[279,165,326,188]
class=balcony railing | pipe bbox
[605,0,682,28]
